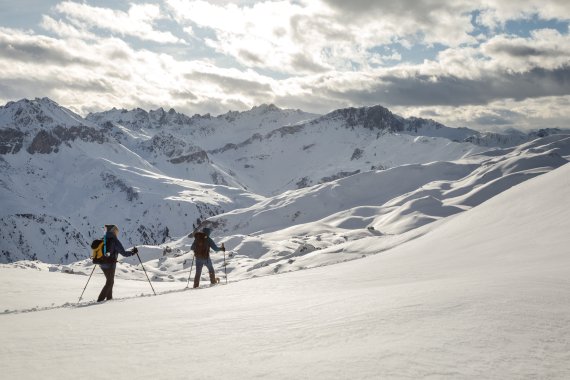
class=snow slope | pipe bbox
[0,162,568,379]
[145,134,566,282]
[0,138,262,263]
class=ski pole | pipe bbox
[222,243,227,285]
[186,254,195,288]
[78,266,97,303]
[136,252,156,295]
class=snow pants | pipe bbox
[194,258,216,288]
[98,266,115,302]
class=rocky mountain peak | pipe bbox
[250,103,281,113]
[88,106,193,130]
[318,105,405,132]
[0,98,106,155]
[0,97,88,130]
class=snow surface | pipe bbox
[1,163,569,379]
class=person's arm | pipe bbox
[115,238,137,257]
[208,237,223,252]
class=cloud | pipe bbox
[475,0,570,29]
[0,0,569,132]
[166,0,569,79]
[0,27,96,66]
[167,0,328,73]
[291,53,329,73]
[186,69,274,98]
[0,25,280,115]
[481,29,570,71]
[53,1,185,43]
[40,15,98,40]
[377,66,570,106]
[318,0,484,48]
[394,95,570,131]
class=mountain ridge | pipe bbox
[0,96,569,265]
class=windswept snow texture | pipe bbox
[0,161,569,379]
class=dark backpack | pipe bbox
[193,232,210,259]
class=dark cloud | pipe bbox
[324,0,434,15]
[103,69,132,81]
[485,43,563,58]
[0,37,95,66]
[291,54,328,73]
[104,47,131,61]
[0,75,113,108]
[321,0,468,27]
[170,89,198,100]
[273,28,287,38]
[238,49,264,65]
[321,66,570,108]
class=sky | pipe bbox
[0,0,569,131]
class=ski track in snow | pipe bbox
[0,284,223,315]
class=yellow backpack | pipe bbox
[91,238,107,264]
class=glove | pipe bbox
[132,247,138,254]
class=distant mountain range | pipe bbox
[0,97,568,264]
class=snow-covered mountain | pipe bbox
[82,133,565,283]
[87,103,568,195]
[87,104,483,195]
[0,98,262,263]
[0,97,568,266]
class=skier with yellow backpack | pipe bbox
[91,225,138,302]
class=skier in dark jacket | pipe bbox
[190,227,224,288]
[97,224,137,302]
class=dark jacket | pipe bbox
[100,231,135,269]
[191,234,221,259]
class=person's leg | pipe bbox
[194,259,204,288]
[98,267,113,302]
[105,266,115,300]
[206,258,217,284]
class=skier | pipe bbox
[97,225,138,302]
[190,227,225,288]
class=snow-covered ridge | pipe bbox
[1,97,569,266]
[33,135,569,280]
[86,106,195,130]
